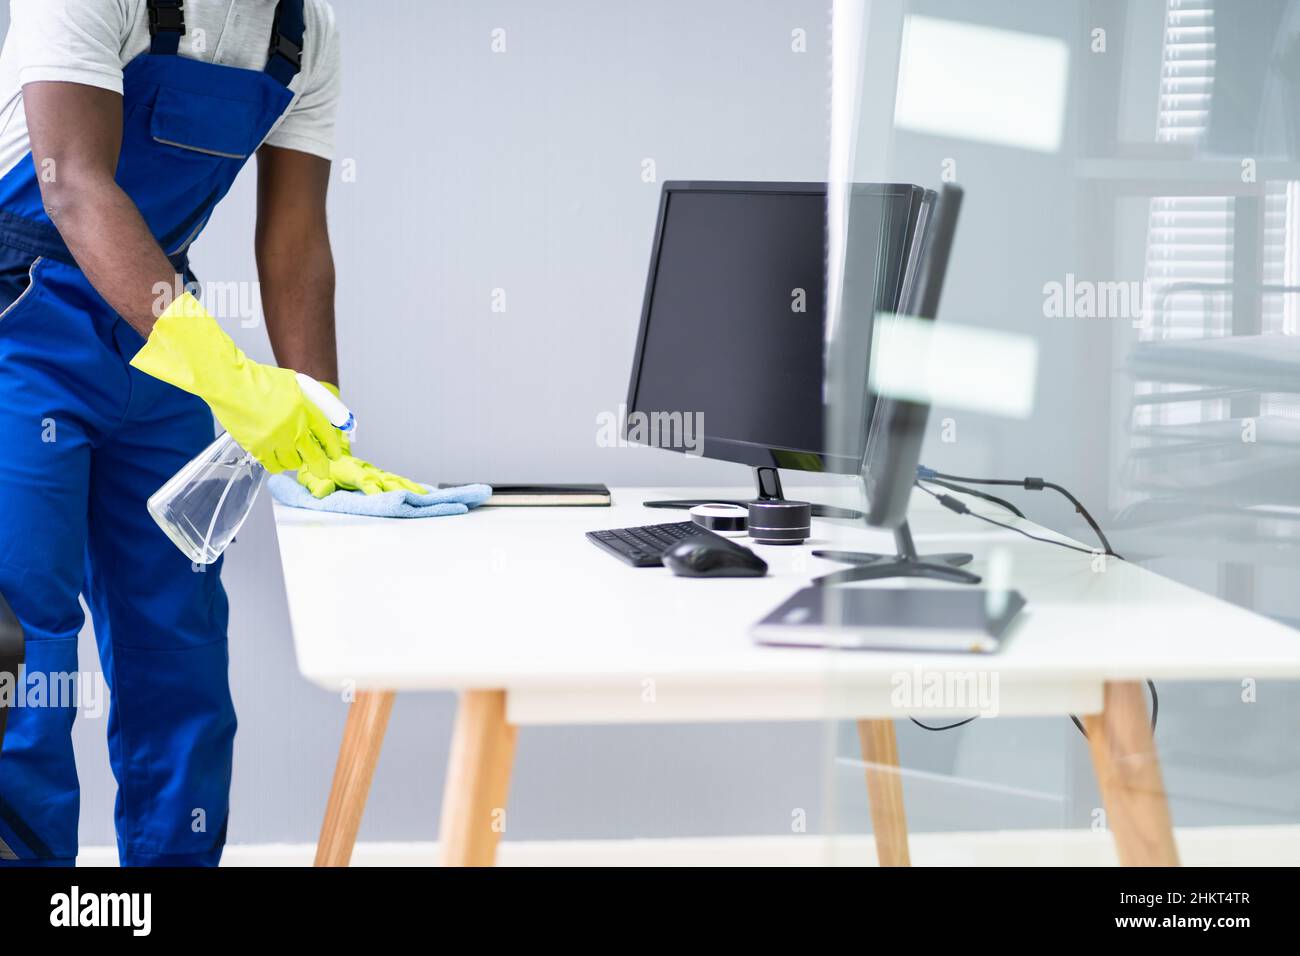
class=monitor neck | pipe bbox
[894,521,920,562]
[753,466,785,501]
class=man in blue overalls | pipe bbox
[0,0,417,865]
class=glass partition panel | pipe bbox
[820,0,1300,867]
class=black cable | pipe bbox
[910,716,978,731]
[1069,680,1159,738]
[909,683,1158,738]
[1039,480,1119,558]
[915,482,1098,556]
[917,467,1122,559]
[909,481,1158,739]
[921,477,1025,518]
[963,510,1100,556]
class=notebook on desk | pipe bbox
[437,483,611,507]
[751,587,1026,653]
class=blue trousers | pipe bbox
[0,253,234,866]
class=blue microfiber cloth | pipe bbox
[268,474,493,518]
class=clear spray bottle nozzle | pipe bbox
[295,373,357,440]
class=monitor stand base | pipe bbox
[812,521,980,585]
[642,466,864,520]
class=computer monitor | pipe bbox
[814,184,980,586]
[625,181,927,517]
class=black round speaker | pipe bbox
[747,500,812,545]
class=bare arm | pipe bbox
[255,145,338,386]
[24,81,180,337]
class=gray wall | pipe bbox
[54,0,840,848]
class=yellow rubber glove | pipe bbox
[130,293,343,474]
[295,383,425,498]
[298,455,426,498]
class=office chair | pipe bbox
[0,590,22,760]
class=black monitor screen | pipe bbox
[627,183,918,474]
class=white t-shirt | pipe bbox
[0,0,341,181]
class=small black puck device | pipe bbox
[747,499,812,545]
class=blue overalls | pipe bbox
[0,0,306,866]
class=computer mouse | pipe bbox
[662,533,768,578]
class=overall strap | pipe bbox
[147,0,186,56]
[265,0,306,87]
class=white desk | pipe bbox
[273,486,1300,866]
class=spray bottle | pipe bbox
[148,374,355,565]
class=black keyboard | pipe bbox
[586,521,722,567]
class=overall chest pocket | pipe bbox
[0,252,44,332]
[149,87,267,160]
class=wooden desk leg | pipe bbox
[857,719,911,867]
[439,690,517,867]
[1083,681,1180,867]
[315,690,396,867]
